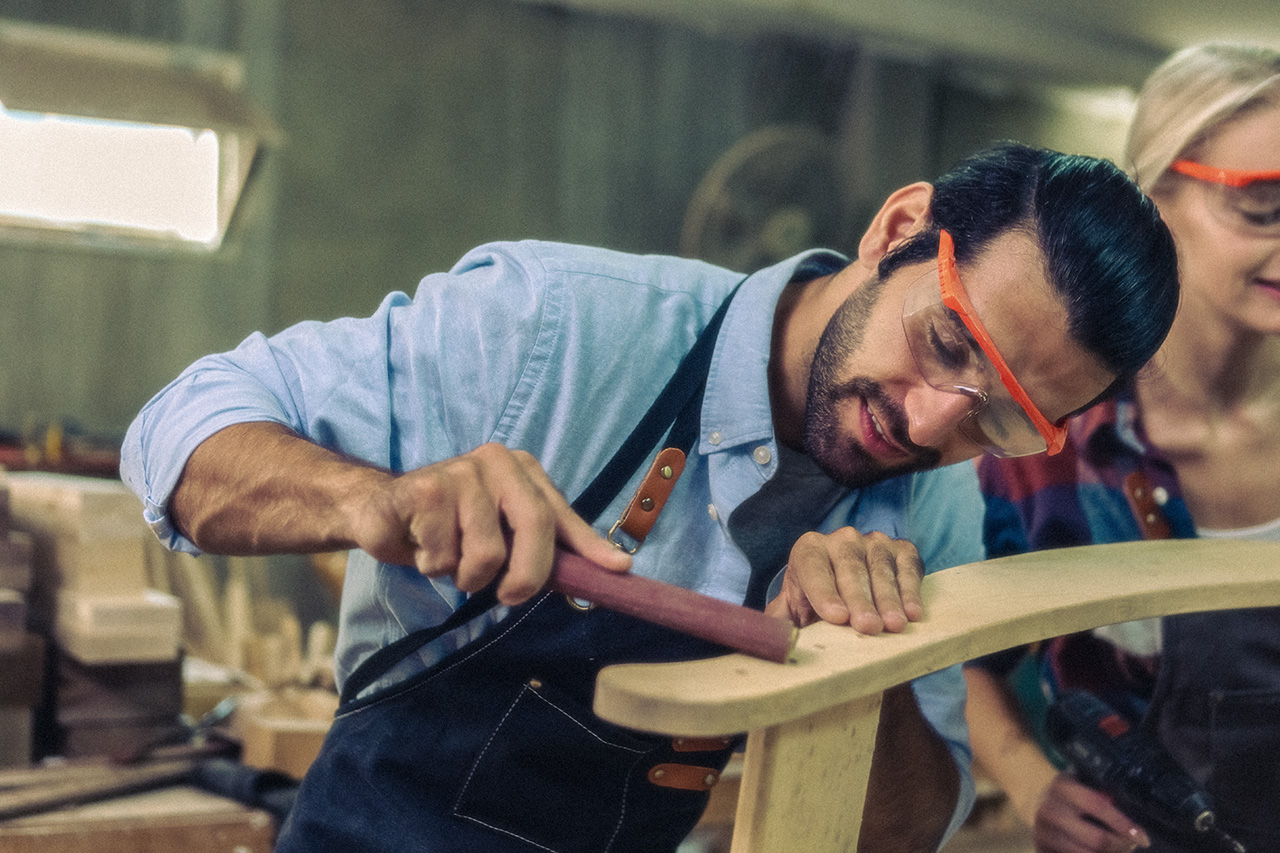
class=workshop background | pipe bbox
[14,0,1280,445]
[0,1,1276,850]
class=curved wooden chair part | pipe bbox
[593,539,1280,851]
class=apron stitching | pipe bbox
[454,817,562,853]
[452,684,643,853]
[335,593,556,720]
[529,689,652,853]
[454,687,529,816]
[528,689,647,753]
[426,592,557,682]
[604,760,634,853]
[334,675,427,720]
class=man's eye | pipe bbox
[927,323,969,369]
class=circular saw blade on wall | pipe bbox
[680,124,847,272]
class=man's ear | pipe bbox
[857,182,934,265]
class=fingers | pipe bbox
[362,445,929,633]
[474,453,556,603]
[528,464,632,575]
[779,529,924,634]
[780,533,852,627]
[497,449,631,602]
[765,569,821,627]
[356,443,628,607]
[1034,775,1151,853]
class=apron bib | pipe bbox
[278,283,746,852]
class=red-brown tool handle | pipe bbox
[549,550,797,663]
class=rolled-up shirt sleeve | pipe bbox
[121,239,558,553]
[121,329,321,553]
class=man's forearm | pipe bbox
[858,683,961,853]
[171,421,390,555]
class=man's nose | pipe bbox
[905,384,978,449]
[1261,241,1280,281]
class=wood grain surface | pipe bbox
[595,539,1280,737]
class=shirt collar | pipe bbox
[698,249,848,458]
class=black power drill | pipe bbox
[1045,691,1247,853]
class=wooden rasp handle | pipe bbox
[548,549,797,663]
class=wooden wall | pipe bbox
[0,0,1072,443]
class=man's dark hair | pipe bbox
[879,141,1179,403]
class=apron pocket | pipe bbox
[1207,689,1280,836]
[454,679,651,852]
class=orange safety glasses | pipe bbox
[902,229,1067,457]
[937,229,1068,456]
[1170,160,1280,235]
[1170,160,1280,187]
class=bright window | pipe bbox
[0,20,275,253]
[0,106,222,246]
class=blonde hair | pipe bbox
[1125,43,1280,193]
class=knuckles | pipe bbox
[792,526,903,562]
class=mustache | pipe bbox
[831,377,920,454]
[803,373,943,490]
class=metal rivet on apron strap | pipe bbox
[647,763,720,791]
[608,447,688,554]
[1123,471,1172,540]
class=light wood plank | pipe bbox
[730,694,881,852]
[595,539,1280,737]
[596,539,1280,852]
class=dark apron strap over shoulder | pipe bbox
[339,282,743,704]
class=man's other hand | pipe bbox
[764,528,924,633]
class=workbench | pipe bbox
[0,784,275,852]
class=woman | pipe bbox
[968,43,1280,853]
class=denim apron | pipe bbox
[1144,608,1280,852]
[277,286,745,853]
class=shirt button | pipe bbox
[753,446,772,466]
[707,504,719,522]
[708,431,723,446]
[1152,486,1169,506]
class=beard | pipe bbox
[803,275,941,489]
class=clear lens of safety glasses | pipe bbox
[1171,161,1280,236]
[958,389,1052,458]
[1219,180,1280,234]
[1196,178,1280,236]
[901,269,1050,458]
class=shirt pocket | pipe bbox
[453,679,651,852]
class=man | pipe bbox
[122,142,1178,852]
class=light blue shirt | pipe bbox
[122,240,981,840]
